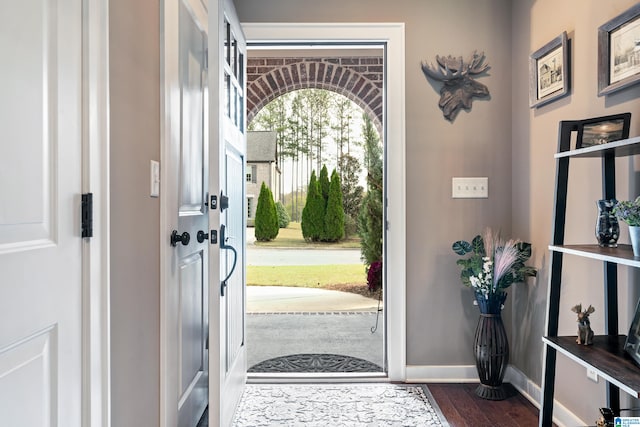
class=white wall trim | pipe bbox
[82,0,111,426]
[405,365,479,383]
[242,21,407,382]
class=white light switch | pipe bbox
[452,177,488,198]
[150,160,160,197]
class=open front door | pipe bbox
[162,1,210,426]
[209,0,247,425]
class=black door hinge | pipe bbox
[81,193,93,238]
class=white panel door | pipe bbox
[209,0,247,425]
[163,1,210,426]
[0,0,83,426]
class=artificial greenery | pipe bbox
[613,196,640,226]
[452,229,536,298]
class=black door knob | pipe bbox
[170,230,190,247]
[197,230,208,243]
[220,190,229,212]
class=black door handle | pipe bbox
[170,230,190,247]
[220,224,237,296]
[197,230,208,243]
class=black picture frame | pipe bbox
[625,298,640,366]
[598,3,640,96]
[575,112,631,150]
[529,32,570,108]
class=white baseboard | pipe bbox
[405,364,479,383]
[405,364,586,427]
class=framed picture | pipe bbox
[598,3,640,96]
[625,298,640,367]
[529,32,569,108]
[575,112,631,149]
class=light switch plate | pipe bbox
[452,177,488,198]
[150,160,160,197]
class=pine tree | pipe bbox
[358,114,383,265]
[319,164,330,202]
[255,182,279,241]
[275,201,290,228]
[339,153,364,222]
[302,171,325,241]
[324,170,345,242]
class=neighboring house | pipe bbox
[246,131,281,226]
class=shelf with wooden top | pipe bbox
[548,244,640,268]
[542,335,640,397]
[555,135,640,159]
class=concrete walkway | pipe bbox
[247,286,379,312]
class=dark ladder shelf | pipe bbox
[540,115,634,427]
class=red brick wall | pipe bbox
[247,56,383,131]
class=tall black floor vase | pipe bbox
[474,292,509,400]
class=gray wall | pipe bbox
[511,0,640,421]
[235,0,515,366]
[109,0,161,425]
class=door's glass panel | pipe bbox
[224,19,230,66]
[179,3,205,212]
[234,86,239,127]
[238,52,244,87]
[230,30,237,77]
[225,72,231,119]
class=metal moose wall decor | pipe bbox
[421,51,490,121]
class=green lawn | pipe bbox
[247,264,366,288]
[253,222,361,249]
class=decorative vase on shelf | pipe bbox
[595,199,619,247]
[473,291,509,401]
[629,226,640,257]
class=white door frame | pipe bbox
[82,0,111,425]
[83,0,111,425]
[242,23,407,381]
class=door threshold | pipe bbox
[247,372,389,384]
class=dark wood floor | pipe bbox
[429,383,547,427]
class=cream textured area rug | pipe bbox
[232,383,449,426]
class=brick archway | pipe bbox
[247,56,383,133]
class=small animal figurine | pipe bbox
[571,304,595,345]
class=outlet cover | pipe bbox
[587,367,599,382]
[452,177,488,198]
